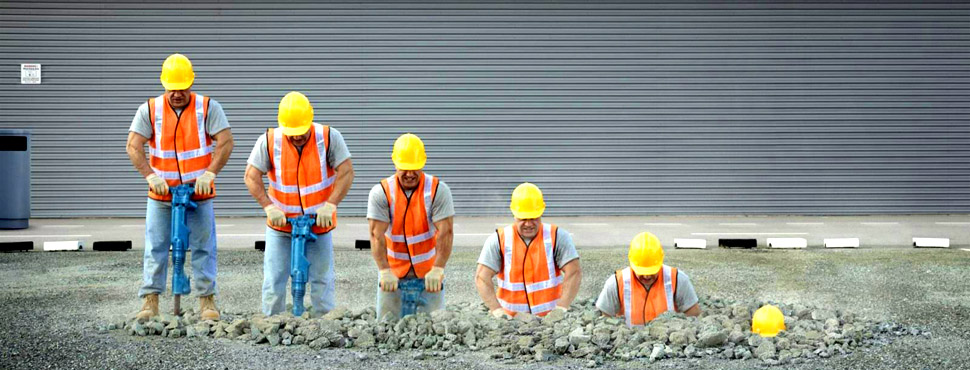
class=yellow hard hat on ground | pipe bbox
[392,133,427,170]
[278,92,314,136]
[752,304,786,337]
[628,231,664,276]
[159,54,195,91]
[510,183,545,219]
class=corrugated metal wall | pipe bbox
[1,0,968,217]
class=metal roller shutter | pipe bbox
[1,1,968,217]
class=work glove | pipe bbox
[424,266,444,292]
[145,173,169,196]
[378,268,398,292]
[194,171,216,196]
[316,202,337,229]
[490,307,511,319]
[263,205,287,228]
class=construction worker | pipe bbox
[368,133,454,320]
[595,232,700,327]
[244,92,354,317]
[125,53,234,321]
[475,183,583,318]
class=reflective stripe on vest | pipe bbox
[382,173,439,278]
[385,173,437,245]
[266,123,337,233]
[146,93,214,201]
[152,94,213,164]
[497,223,563,316]
[620,265,676,327]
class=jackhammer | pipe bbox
[169,184,196,316]
[287,214,317,316]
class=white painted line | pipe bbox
[692,232,808,236]
[674,238,706,249]
[570,223,609,227]
[40,225,84,228]
[861,222,899,226]
[216,224,235,227]
[219,234,264,237]
[719,223,758,226]
[455,233,492,236]
[0,234,92,238]
[824,238,859,248]
[344,223,368,227]
[786,222,824,226]
[644,223,684,226]
[913,238,950,248]
[936,222,970,226]
[962,249,970,252]
[43,241,82,251]
[768,238,808,249]
[120,225,143,228]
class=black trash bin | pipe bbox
[0,129,30,229]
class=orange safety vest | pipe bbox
[496,223,563,317]
[147,93,214,201]
[615,265,678,327]
[265,123,337,234]
[381,173,439,278]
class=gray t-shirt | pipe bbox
[366,181,454,223]
[476,228,579,273]
[595,269,699,316]
[246,127,351,173]
[129,99,230,139]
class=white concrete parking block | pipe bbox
[674,239,706,249]
[768,238,808,249]
[913,238,950,248]
[824,238,860,248]
[43,241,82,251]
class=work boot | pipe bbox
[135,293,159,321]
[199,295,220,321]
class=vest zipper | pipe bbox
[293,138,305,215]
[517,231,534,314]
[168,99,186,184]
[398,178,417,277]
[636,275,652,324]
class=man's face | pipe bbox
[286,131,312,147]
[396,169,422,190]
[514,217,541,239]
[635,272,659,287]
[166,89,191,109]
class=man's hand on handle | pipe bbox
[264,205,287,227]
[146,173,169,195]
[317,202,337,229]
[379,268,398,292]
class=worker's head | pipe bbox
[160,54,194,109]
[392,133,427,190]
[628,231,664,278]
[514,217,542,239]
[278,92,314,141]
[510,183,546,239]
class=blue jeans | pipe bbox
[262,227,335,316]
[139,198,217,297]
[376,279,444,320]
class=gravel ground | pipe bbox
[0,247,968,369]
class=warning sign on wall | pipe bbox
[21,64,41,84]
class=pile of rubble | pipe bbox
[105,296,926,365]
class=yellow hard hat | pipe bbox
[628,232,664,276]
[159,54,195,91]
[752,304,786,337]
[278,92,314,136]
[391,133,427,170]
[510,183,545,219]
